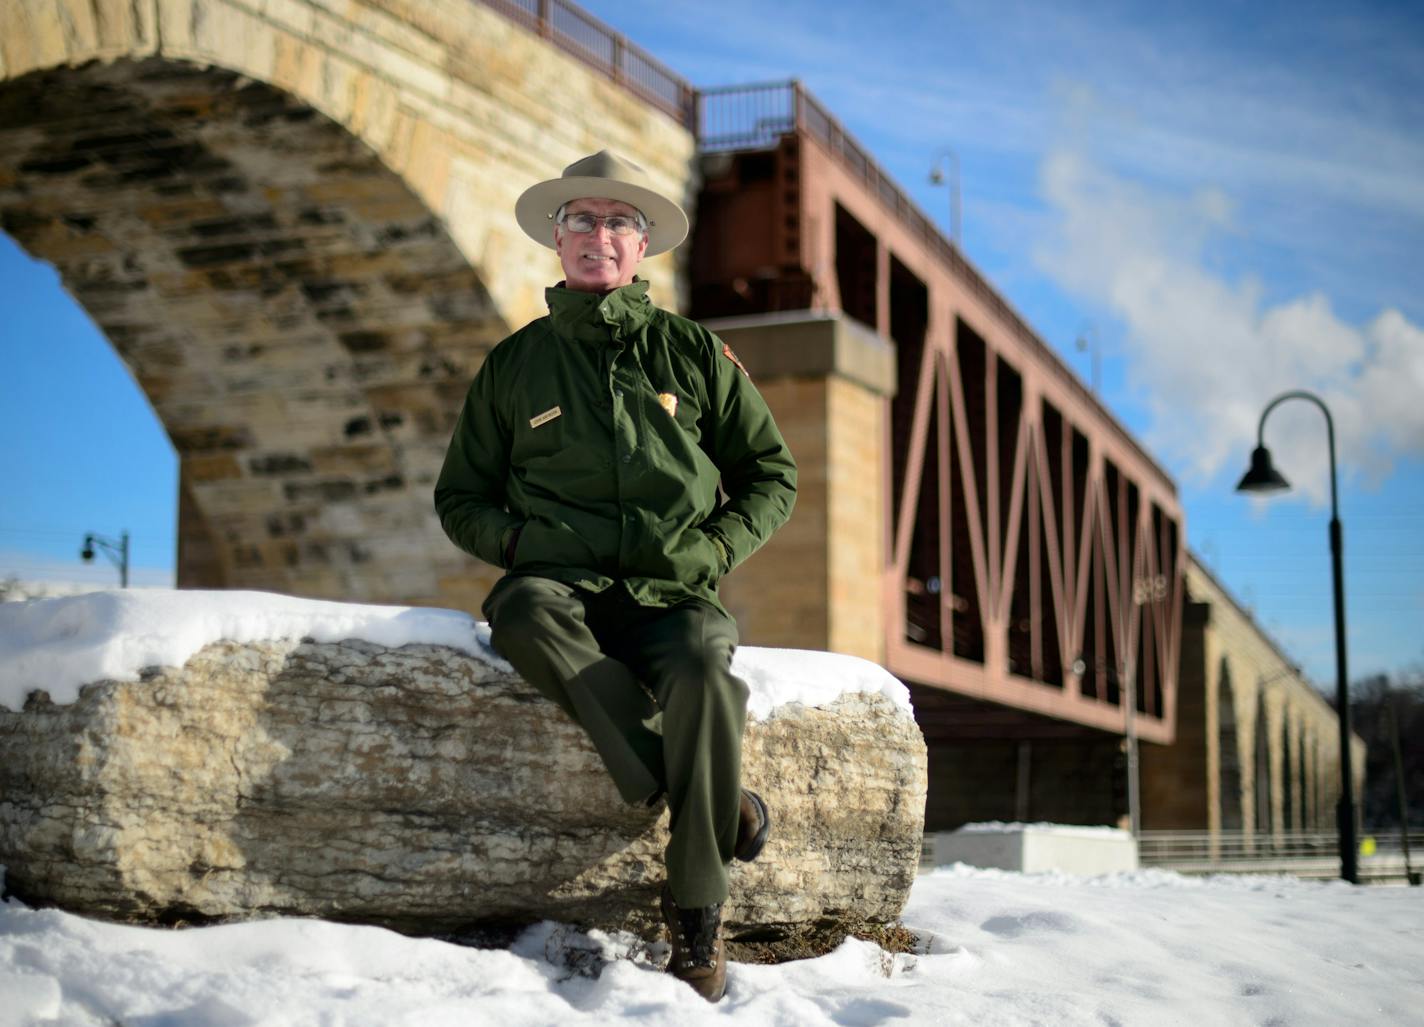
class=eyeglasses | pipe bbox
[557,211,647,237]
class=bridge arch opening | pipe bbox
[0,232,179,584]
[1281,711,1296,832]
[0,58,508,607]
[1254,689,1271,837]
[1217,658,1243,830]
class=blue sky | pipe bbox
[2,0,1422,686]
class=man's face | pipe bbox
[554,197,648,294]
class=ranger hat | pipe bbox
[515,150,689,256]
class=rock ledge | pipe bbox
[0,638,926,961]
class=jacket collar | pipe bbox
[545,279,654,345]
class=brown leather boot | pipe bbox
[660,884,727,1002]
[734,788,770,862]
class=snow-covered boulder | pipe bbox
[0,591,926,960]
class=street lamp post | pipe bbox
[1123,656,1141,836]
[81,531,130,588]
[1235,390,1358,884]
[1071,654,1141,835]
[929,148,962,246]
[1075,322,1102,395]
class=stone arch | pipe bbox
[0,0,696,610]
[1217,657,1243,831]
[1,58,507,605]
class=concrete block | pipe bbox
[930,823,1140,875]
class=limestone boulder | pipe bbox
[0,637,926,959]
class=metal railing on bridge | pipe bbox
[477,0,696,127]
[1138,829,1423,883]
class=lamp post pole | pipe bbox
[1236,390,1357,883]
[1075,323,1101,395]
[81,531,130,589]
[1073,653,1142,835]
[1124,657,1140,836]
[929,148,962,246]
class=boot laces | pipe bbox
[676,902,722,968]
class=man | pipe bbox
[434,150,796,1002]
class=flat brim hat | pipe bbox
[515,150,689,257]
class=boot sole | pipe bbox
[734,789,770,862]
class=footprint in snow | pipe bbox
[978,911,1079,939]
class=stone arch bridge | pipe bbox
[3,0,1355,837]
[0,0,696,611]
[1141,555,1365,843]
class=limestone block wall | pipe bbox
[722,376,831,649]
[1141,556,1366,840]
[712,315,894,660]
[0,0,697,616]
[825,375,888,660]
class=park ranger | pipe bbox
[434,150,797,1002]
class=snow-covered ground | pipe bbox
[2,590,1421,1024]
[2,865,1420,1026]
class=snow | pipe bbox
[5,589,1418,1023]
[0,589,910,718]
[957,822,1131,837]
[733,646,909,720]
[1,865,1419,1025]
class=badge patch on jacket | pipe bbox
[529,405,562,429]
[722,343,750,378]
[657,392,679,417]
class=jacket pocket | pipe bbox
[682,528,725,587]
[511,516,600,571]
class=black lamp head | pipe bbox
[1236,445,1291,494]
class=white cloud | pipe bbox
[1358,310,1424,456]
[1034,148,1424,502]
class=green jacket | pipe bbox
[434,280,797,614]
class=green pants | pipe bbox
[483,575,749,907]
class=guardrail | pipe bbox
[698,81,797,151]
[919,828,1423,883]
[1139,829,1422,883]
[477,0,696,127]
